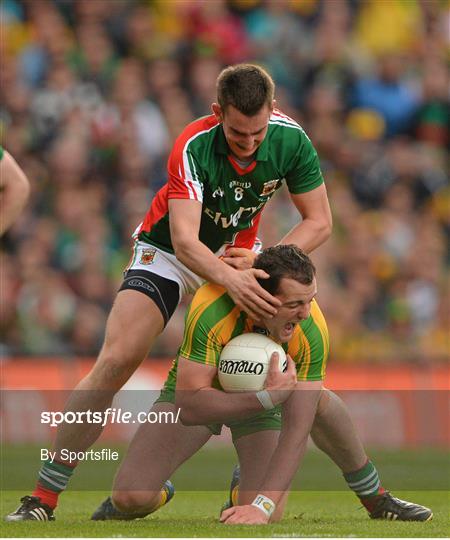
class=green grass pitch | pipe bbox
[1,490,447,538]
[1,446,448,537]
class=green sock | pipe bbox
[36,459,75,492]
[344,460,385,510]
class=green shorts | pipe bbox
[156,385,282,442]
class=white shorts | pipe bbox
[122,239,263,324]
[125,241,205,301]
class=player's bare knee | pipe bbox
[90,349,141,390]
[112,490,159,513]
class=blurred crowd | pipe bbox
[0,0,448,363]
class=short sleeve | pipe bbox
[179,314,222,367]
[285,131,324,194]
[288,301,329,381]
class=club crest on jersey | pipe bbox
[260,179,279,197]
[212,187,225,198]
[140,248,156,265]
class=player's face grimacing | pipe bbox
[262,277,318,342]
[212,103,274,161]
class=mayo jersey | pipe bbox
[137,110,324,254]
[161,282,329,395]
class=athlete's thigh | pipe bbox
[114,402,212,492]
[101,262,182,361]
[87,290,164,387]
[106,289,165,349]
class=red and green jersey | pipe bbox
[161,282,329,395]
[136,110,324,254]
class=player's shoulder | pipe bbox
[169,115,221,165]
[185,282,238,335]
[267,109,313,152]
[290,300,328,342]
[188,282,230,315]
[310,299,327,330]
[174,115,220,148]
[269,109,305,133]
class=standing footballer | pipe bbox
[6,64,331,521]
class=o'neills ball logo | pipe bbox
[219,359,264,375]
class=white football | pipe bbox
[218,333,287,392]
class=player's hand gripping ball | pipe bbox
[218,333,287,392]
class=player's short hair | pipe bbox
[216,64,275,116]
[254,245,316,295]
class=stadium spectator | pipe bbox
[0,0,447,366]
[351,53,419,138]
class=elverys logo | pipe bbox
[219,359,264,375]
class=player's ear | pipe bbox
[271,99,276,112]
[212,103,223,122]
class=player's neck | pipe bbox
[251,323,269,336]
[229,153,255,168]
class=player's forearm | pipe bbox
[256,385,322,505]
[172,237,235,287]
[278,217,332,254]
[176,387,264,425]
[259,428,310,506]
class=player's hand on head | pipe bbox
[225,268,281,320]
[220,504,269,525]
[221,247,257,270]
[264,353,297,405]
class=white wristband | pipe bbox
[256,390,275,410]
[251,494,275,517]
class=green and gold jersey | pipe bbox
[162,282,329,395]
[137,110,324,254]
[0,146,4,161]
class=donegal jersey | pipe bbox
[161,282,329,396]
[137,110,324,254]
